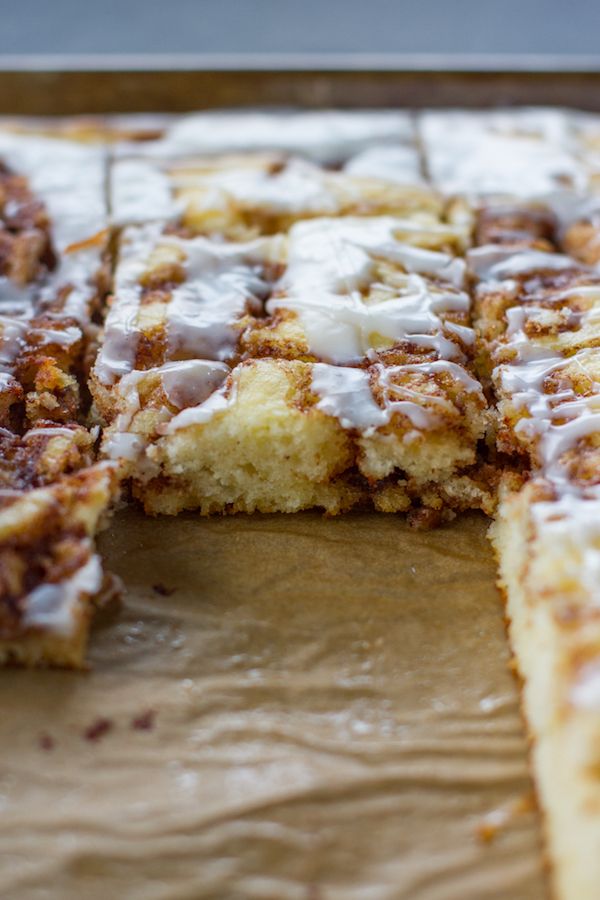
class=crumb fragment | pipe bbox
[152,583,176,597]
[83,717,113,742]
[131,709,156,731]
[475,792,536,843]
[38,733,55,751]
[407,507,444,530]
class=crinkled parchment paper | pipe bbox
[0,510,546,899]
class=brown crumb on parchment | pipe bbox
[152,583,176,597]
[407,507,444,530]
[306,886,323,900]
[131,709,156,731]
[38,733,55,751]
[475,792,537,843]
[83,717,113,742]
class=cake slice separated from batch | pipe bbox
[93,113,493,519]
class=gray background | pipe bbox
[0,0,598,57]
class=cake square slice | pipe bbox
[110,152,442,237]
[94,212,491,520]
[465,189,600,899]
[110,115,442,237]
[0,128,109,430]
[123,356,490,519]
[0,462,119,668]
[244,215,470,363]
[419,108,584,199]
[111,109,422,167]
[492,478,600,900]
[91,222,286,394]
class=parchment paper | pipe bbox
[0,510,546,899]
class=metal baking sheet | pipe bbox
[0,54,600,114]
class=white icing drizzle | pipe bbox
[30,324,82,347]
[114,111,417,165]
[164,383,234,434]
[104,359,230,456]
[468,246,578,282]
[23,425,81,440]
[164,234,282,361]
[474,236,600,642]
[312,360,483,435]
[0,130,109,392]
[0,131,108,325]
[0,316,27,374]
[311,365,388,431]
[22,552,102,635]
[342,144,424,185]
[0,371,16,392]
[111,155,365,227]
[272,217,469,364]
[111,158,182,225]
[420,109,586,199]
[95,223,283,385]
[570,660,600,711]
[160,359,230,410]
[0,131,106,252]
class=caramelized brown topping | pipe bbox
[475,204,558,251]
